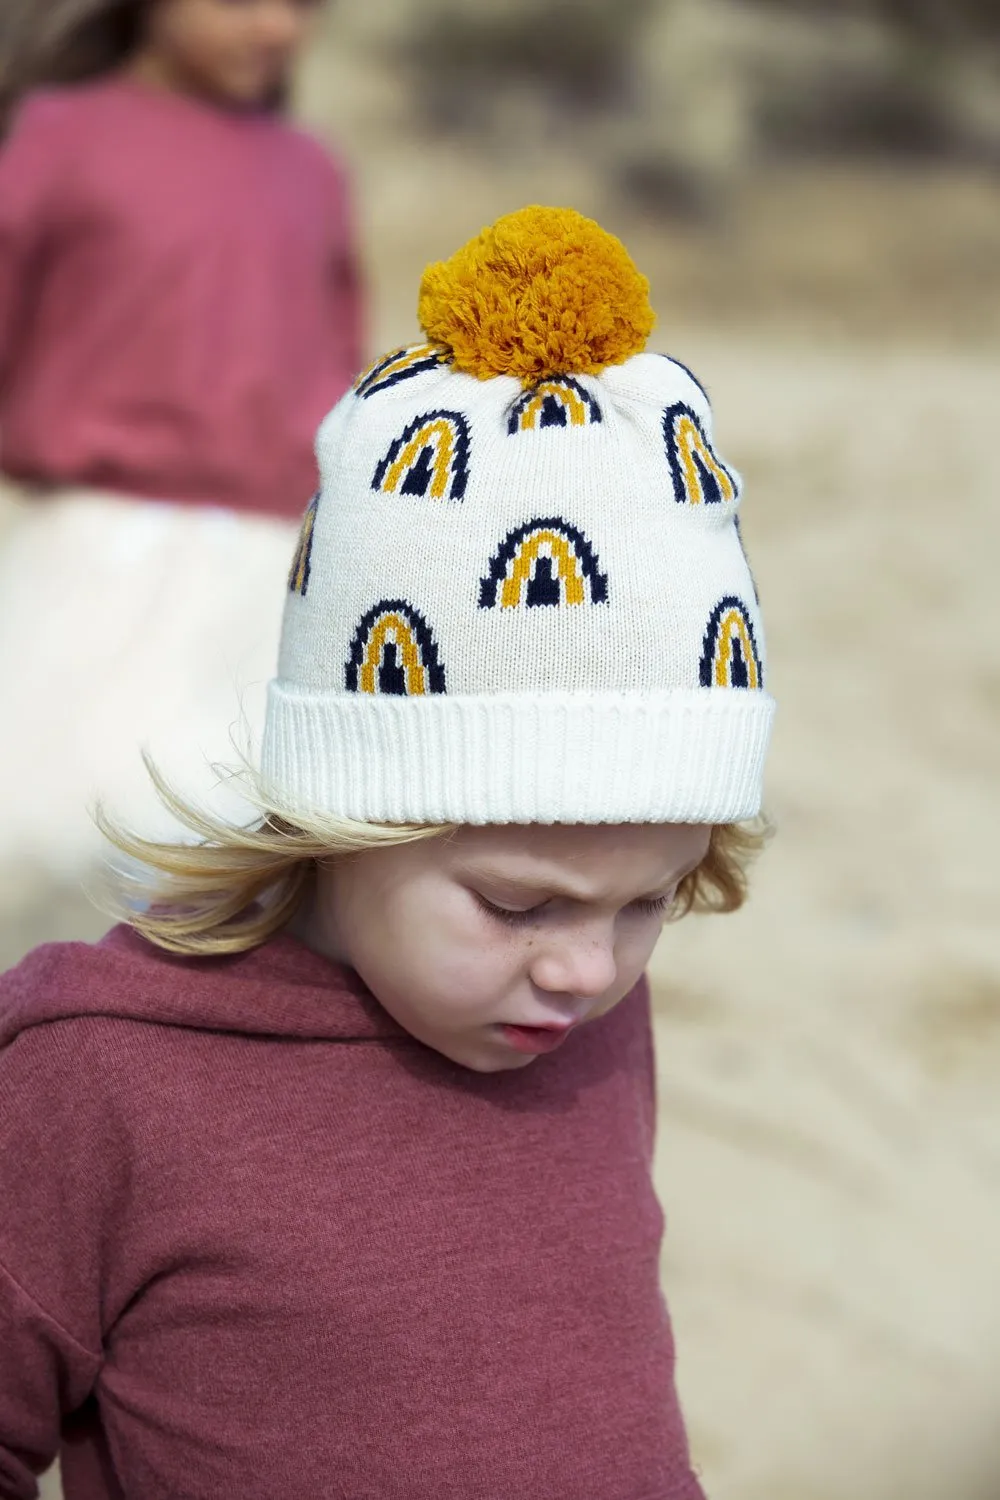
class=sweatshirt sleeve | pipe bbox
[0,94,70,390]
[0,1021,115,1499]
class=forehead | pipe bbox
[442,822,711,879]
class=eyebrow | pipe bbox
[460,869,593,902]
[456,864,697,904]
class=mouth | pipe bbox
[498,1022,576,1056]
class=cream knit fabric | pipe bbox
[262,213,774,825]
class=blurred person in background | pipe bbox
[0,0,363,884]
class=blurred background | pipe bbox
[4,1,999,1497]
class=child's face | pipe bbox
[143,0,321,107]
[298,823,712,1073]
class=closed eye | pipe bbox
[473,893,547,927]
[629,893,675,918]
[474,891,675,926]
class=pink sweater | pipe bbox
[0,926,705,1500]
[0,81,362,518]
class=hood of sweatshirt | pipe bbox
[0,924,406,1050]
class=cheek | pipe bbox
[430,931,522,1012]
[612,920,665,995]
[347,882,523,1019]
[412,908,525,1017]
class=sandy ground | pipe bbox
[12,333,997,1500]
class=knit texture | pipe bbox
[262,207,774,823]
[419,205,654,383]
[0,927,706,1500]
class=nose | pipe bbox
[528,923,618,1002]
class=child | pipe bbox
[0,207,774,1498]
[0,0,362,879]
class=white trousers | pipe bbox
[0,484,298,880]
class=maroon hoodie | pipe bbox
[0,925,705,1500]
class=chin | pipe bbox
[440,1044,536,1074]
[214,72,286,108]
[466,1052,536,1074]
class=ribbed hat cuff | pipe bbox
[260,686,775,825]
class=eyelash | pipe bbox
[474,893,674,926]
[632,894,674,917]
[474,895,540,927]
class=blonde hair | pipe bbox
[97,756,768,958]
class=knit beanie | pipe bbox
[261,206,775,825]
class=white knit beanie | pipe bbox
[262,206,775,825]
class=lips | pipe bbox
[499,1023,576,1056]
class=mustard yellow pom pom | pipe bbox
[417,206,654,385]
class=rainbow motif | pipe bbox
[345,601,446,696]
[507,377,602,434]
[354,344,449,400]
[479,518,609,609]
[699,597,763,689]
[658,354,710,404]
[372,410,470,502]
[287,492,319,596]
[663,402,740,506]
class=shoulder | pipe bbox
[5,84,100,146]
[8,86,73,130]
[0,1006,132,1096]
[0,940,187,1159]
[276,118,353,194]
[0,1005,148,1349]
[1,89,75,183]
[5,78,169,158]
[0,925,162,1051]
[0,1010,140,1239]
[278,117,345,168]
[0,84,109,206]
